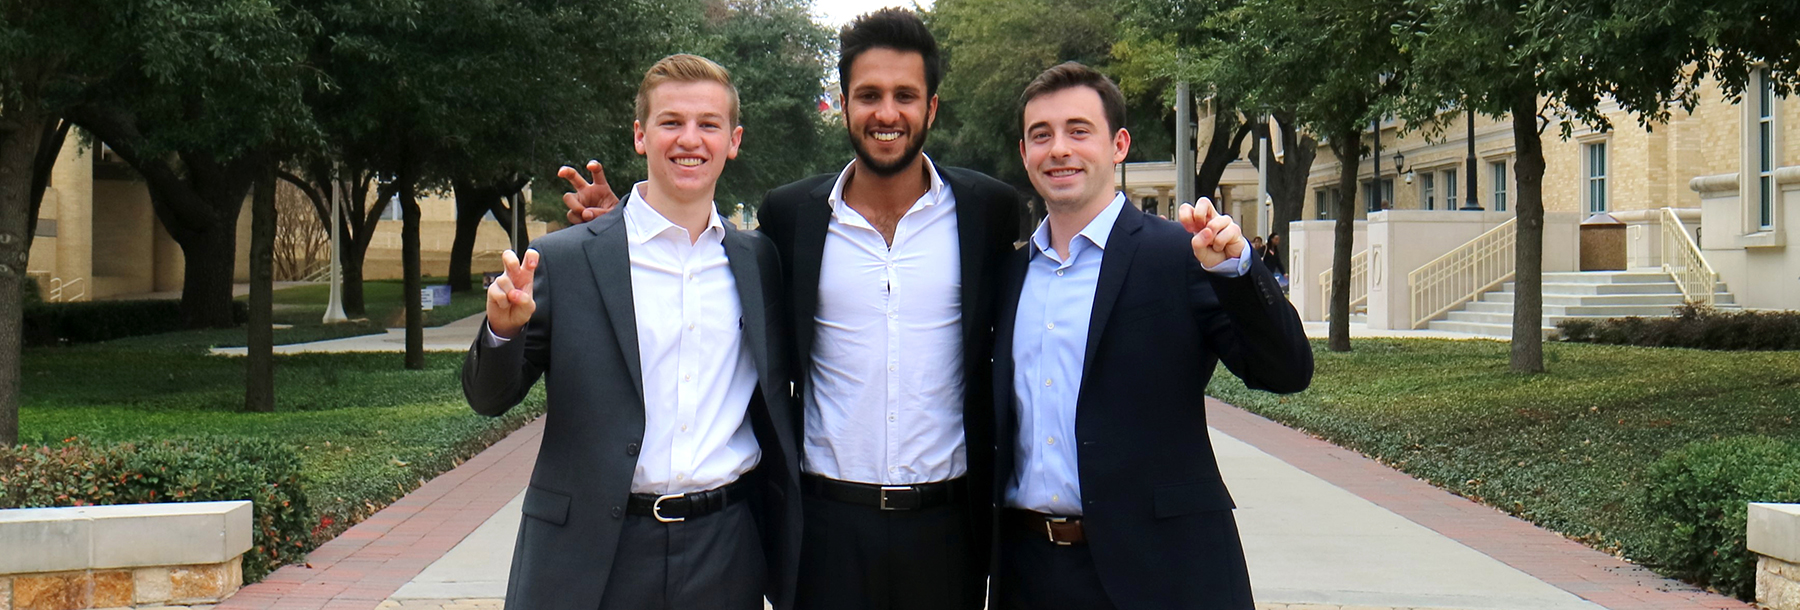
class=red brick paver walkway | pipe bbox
[1206,398,1753,610]
[217,419,543,610]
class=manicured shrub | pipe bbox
[1560,304,1800,351]
[0,437,308,581]
[1642,436,1800,600]
[21,300,251,346]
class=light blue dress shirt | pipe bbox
[1005,193,1249,515]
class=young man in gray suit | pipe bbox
[462,54,801,610]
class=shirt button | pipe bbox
[680,424,689,432]
[889,364,897,371]
[683,374,692,383]
[1046,322,1055,330]
[888,312,898,319]
[889,413,897,422]
[688,322,695,331]
[1056,269,1065,277]
[1044,378,1053,387]
[1052,494,1059,502]
[676,473,685,481]
[1047,437,1056,445]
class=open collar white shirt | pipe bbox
[618,184,762,495]
[804,155,966,485]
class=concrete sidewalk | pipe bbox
[210,314,488,356]
[208,398,1754,610]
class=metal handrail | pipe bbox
[1318,250,1369,320]
[1659,207,1717,307]
[48,276,86,302]
[1408,218,1517,329]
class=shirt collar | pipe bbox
[1030,192,1127,259]
[826,153,948,218]
[623,181,725,245]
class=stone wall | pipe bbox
[0,557,241,610]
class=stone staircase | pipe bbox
[1425,270,1736,338]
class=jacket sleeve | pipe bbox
[1190,254,1313,394]
[461,252,553,416]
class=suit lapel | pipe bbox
[724,227,772,394]
[1081,206,1144,386]
[943,168,988,348]
[583,208,644,402]
[792,180,833,365]
[994,247,1029,434]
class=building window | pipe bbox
[1586,142,1608,213]
[1758,69,1777,230]
[1315,188,1336,220]
[1443,170,1458,210]
[1491,161,1508,212]
[1364,179,1394,211]
[1421,173,1436,210]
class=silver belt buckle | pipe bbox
[879,485,910,511]
[1045,516,1072,546]
[652,492,686,523]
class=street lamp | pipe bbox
[1461,105,1485,211]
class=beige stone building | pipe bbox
[28,133,547,302]
[1120,73,1798,334]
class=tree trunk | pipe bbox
[246,164,276,412]
[401,176,424,370]
[1328,130,1362,353]
[1509,90,1546,373]
[66,108,255,328]
[448,181,499,293]
[1196,114,1249,202]
[0,112,49,446]
[341,178,384,318]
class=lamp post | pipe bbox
[1461,107,1484,211]
[1369,119,1382,212]
[322,179,348,324]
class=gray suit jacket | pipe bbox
[461,207,802,610]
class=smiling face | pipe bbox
[844,47,937,177]
[634,79,743,203]
[1020,85,1130,214]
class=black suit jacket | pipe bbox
[993,206,1313,610]
[461,208,803,610]
[755,164,1023,598]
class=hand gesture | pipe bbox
[558,160,621,224]
[486,249,539,339]
[1177,198,1247,270]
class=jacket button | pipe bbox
[626,443,640,456]
[611,506,623,519]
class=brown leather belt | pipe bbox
[1006,508,1087,546]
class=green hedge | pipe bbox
[0,438,309,580]
[22,300,250,346]
[1560,305,1800,351]
[1643,436,1800,599]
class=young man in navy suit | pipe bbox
[991,62,1314,610]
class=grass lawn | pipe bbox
[1207,339,1800,567]
[19,278,533,550]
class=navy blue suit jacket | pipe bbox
[993,205,1313,610]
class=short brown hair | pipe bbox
[635,54,740,126]
[1018,61,1127,136]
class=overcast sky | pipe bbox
[811,0,934,28]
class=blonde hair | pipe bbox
[634,54,740,127]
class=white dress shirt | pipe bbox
[1007,193,1249,515]
[804,155,967,485]
[489,183,761,495]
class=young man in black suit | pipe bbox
[991,62,1314,610]
[462,54,801,610]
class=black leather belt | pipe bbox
[627,477,752,523]
[1006,508,1087,546]
[802,474,965,511]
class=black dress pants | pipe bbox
[595,501,766,610]
[992,519,1119,610]
[794,489,979,610]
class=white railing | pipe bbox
[1317,250,1369,320]
[1409,218,1517,329]
[1659,207,1717,307]
[48,276,86,302]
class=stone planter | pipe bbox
[0,501,252,610]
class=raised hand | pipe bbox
[1177,198,1247,270]
[558,160,621,224]
[486,249,539,339]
